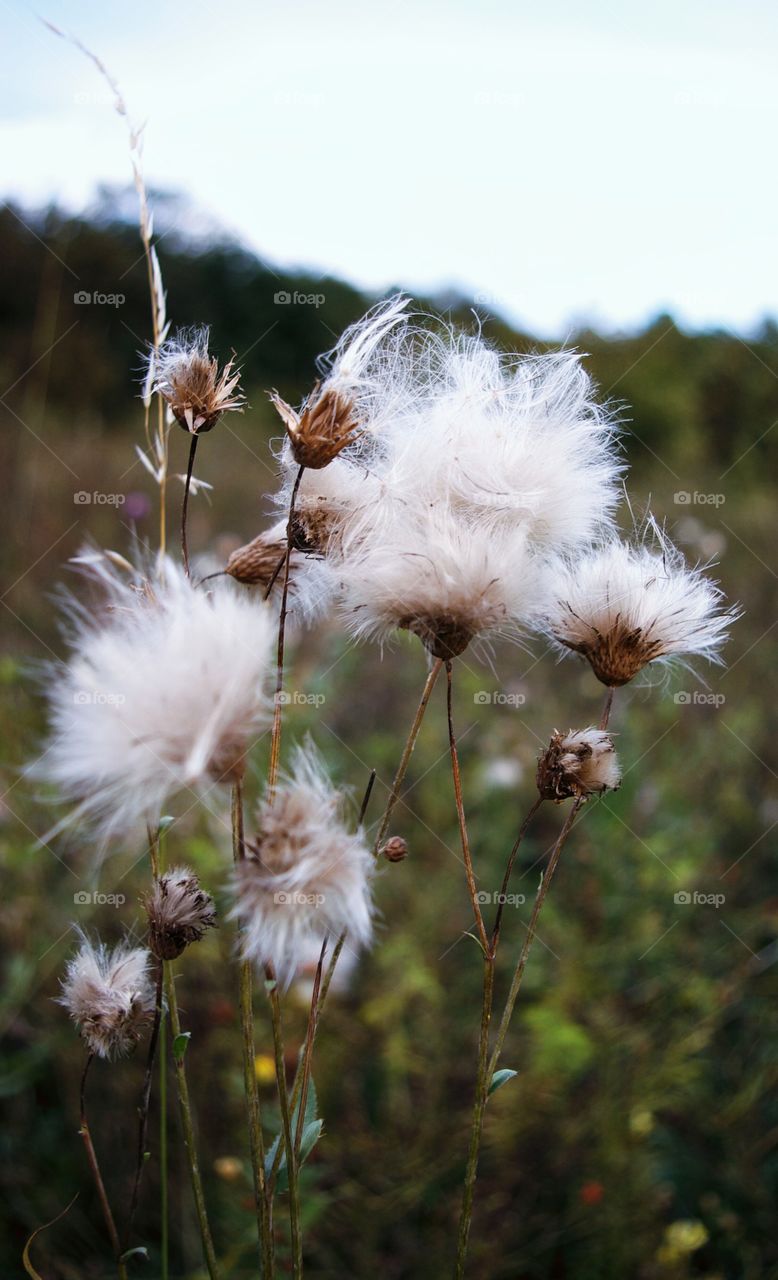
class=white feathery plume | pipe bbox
[231,740,374,988]
[542,522,738,686]
[38,552,275,842]
[537,728,621,800]
[57,931,155,1060]
[337,506,546,659]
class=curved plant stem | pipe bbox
[491,797,543,951]
[454,956,495,1280]
[159,999,168,1280]
[231,780,273,1278]
[294,942,326,1161]
[373,658,443,857]
[79,1054,128,1280]
[445,661,490,955]
[163,963,221,1280]
[268,464,305,797]
[180,432,199,579]
[266,965,303,1278]
[124,962,164,1251]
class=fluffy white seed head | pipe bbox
[145,866,217,960]
[57,932,155,1059]
[231,741,374,988]
[149,325,244,434]
[39,552,275,842]
[542,524,738,685]
[537,729,621,800]
[338,507,546,659]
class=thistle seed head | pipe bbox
[151,327,244,434]
[270,384,361,469]
[145,867,217,960]
[536,728,621,801]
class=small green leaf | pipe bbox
[299,1118,323,1165]
[488,1068,518,1097]
[264,977,277,992]
[172,1032,191,1062]
[120,1246,150,1263]
[158,815,175,833]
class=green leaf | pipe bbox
[488,1068,518,1097]
[264,977,277,993]
[172,1032,191,1062]
[120,1246,150,1263]
[299,1118,323,1165]
[158,815,175,833]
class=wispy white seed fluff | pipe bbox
[537,728,621,801]
[145,866,217,960]
[231,741,374,988]
[338,507,545,659]
[542,524,738,686]
[39,552,275,842]
[57,932,156,1059]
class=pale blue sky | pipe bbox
[1,0,775,336]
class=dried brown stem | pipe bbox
[445,661,490,955]
[79,1054,128,1280]
[268,465,305,798]
[181,432,199,579]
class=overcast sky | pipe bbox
[2,0,775,336]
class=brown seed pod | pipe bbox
[270,384,361,469]
[381,836,409,863]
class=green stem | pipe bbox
[445,661,490,955]
[232,781,274,1278]
[163,963,221,1280]
[266,967,303,1278]
[454,956,495,1280]
[268,464,305,797]
[160,999,168,1280]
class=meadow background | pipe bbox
[0,198,776,1279]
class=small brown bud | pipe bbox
[399,615,473,660]
[226,533,287,588]
[381,836,408,863]
[270,384,361,469]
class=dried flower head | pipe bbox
[150,326,244,434]
[57,932,155,1059]
[145,866,217,960]
[338,508,545,659]
[39,552,275,842]
[231,741,374,987]
[381,836,408,863]
[543,525,738,686]
[536,728,621,801]
[225,528,287,588]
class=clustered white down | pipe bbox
[44,298,738,998]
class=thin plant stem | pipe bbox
[599,685,615,729]
[159,998,168,1280]
[268,464,305,798]
[181,432,199,579]
[372,659,443,857]
[266,966,303,1279]
[79,1054,128,1280]
[445,661,490,955]
[231,780,274,1278]
[454,956,495,1280]
[491,797,543,950]
[163,962,221,1280]
[124,962,164,1251]
[294,942,326,1161]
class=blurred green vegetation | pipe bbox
[1,201,776,1280]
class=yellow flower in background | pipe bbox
[254,1053,276,1085]
[657,1219,709,1265]
[629,1106,654,1138]
[213,1156,243,1183]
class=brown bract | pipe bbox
[399,615,474,660]
[536,728,620,801]
[558,616,666,686]
[226,532,288,588]
[160,351,244,434]
[270,384,361,469]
